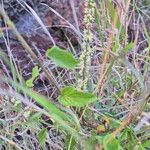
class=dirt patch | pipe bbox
[0,0,84,97]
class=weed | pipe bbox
[0,0,150,149]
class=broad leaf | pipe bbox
[26,66,39,88]
[26,78,34,88]
[58,86,97,107]
[32,66,39,78]
[84,136,97,150]
[138,144,145,150]
[46,46,78,69]
[103,135,121,150]
[142,140,150,148]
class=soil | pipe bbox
[0,0,84,97]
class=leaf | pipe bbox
[7,77,83,143]
[27,113,41,128]
[103,135,121,150]
[46,46,78,69]
[127,130,136,149]
[84,136,97,150]
[65,134,76,150]
[112,37,119,52]
[26,66,39,88]
[32,66,39,78]
[96,135,107,144]
[60,86,75,96]
[37,128,47,145]
[142,140,150,148]
[138,144,145,150]
[122,58,144,88]
[119,129,128,141]
[122,42,134,53]
[105,0,122,31]
[58,86,97,107]
[24,87,82,138]
[26,78,34,88]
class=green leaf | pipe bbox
[27,113,41,129]
[32,66,39,78]
[37,128,47,145]
[7,78,83,143]
[26,78,34,88]
[142,140,150,148]
[122,42,134,53]
[103,135,121,150]
[119,129,128,141]
[26,89,82,140]
[138,144,145,150]
[26,66,39,88]
[112,37,119,52]
[105,0,122,31]
[58,86,97,107]
[61,86,75,96]
[65,134,76,150]
[96,135,107,145]
[46,46,78,69]
[84,136,97,150]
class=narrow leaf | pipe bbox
[4,78,83,142]
[122,42,134,53]
[37,128,47,145]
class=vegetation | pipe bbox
[0,0,150,149]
